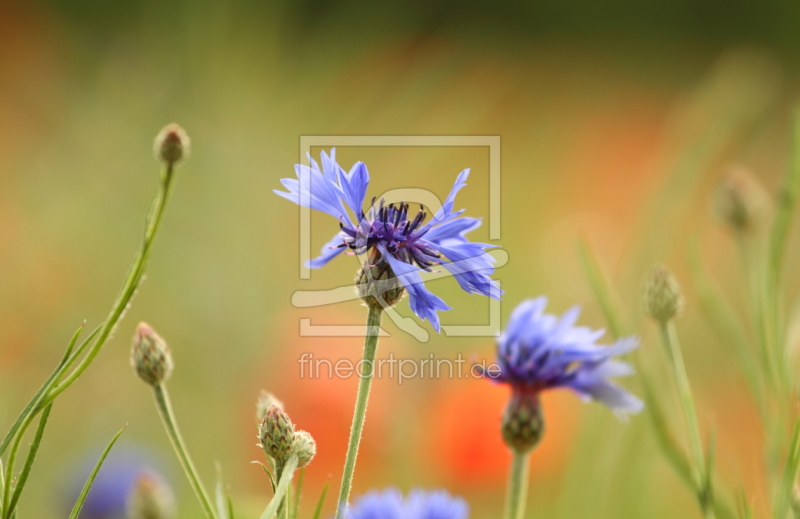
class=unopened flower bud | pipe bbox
[292,430,317,468]
[131,323,173,386]
[502,387,545,454]
[154,124,190,166]
[126,470,176,519]
[356,253,405,312]
[259,405,295,463]
[643,264,683,324]
[712,165,770,232]
[256,390,284,424]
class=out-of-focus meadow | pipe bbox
[2,0,800,517]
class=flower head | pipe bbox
[344,488,468,519]
[490,297,643,419]
[274,150,502,331]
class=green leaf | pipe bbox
[0,323,100,458]
[215,464,230,519]
[5,404,53,517]
[67,425,126,519]
[311,481,329,519]
[259,456,298,519]
[252,461,276,492]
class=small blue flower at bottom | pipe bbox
[343,488,469,519]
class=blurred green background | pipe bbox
[1,0,800,517]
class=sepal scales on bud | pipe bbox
[259,404,296,463]
[131,323,174,386]
[292,430,317,468]
[643,264,684,324]
[256,401,317,470]
[356,252,405,312]
[502,386,545,454]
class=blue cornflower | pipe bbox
[488,297,643,452]
[344,488,469,519]
[494,297,643,412]
[275,150,501,330]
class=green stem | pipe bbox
[1,412,36,518]
[504,451,530,519]
[45,166,175,405]
[335,307,382,518]
[152,384,217,519]
[659,320,714,519]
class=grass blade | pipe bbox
[311,481,330,519]
[5,404,53,517]
[215,464,230,519]
[67,425,126,519]
[0,324,99,458]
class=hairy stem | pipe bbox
[335,307,382,518]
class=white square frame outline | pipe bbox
[297,135,501,337]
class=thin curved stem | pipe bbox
[152,384,217,519]
[45,165,175,405]
[335,307,382,518]
[504,451,530,519]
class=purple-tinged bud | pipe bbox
[502,386,545,454]
[643,264,684,324]
[154,124,190,166]
[259,405,295,463]
[126,470,176,519]
[131,323,173,387]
